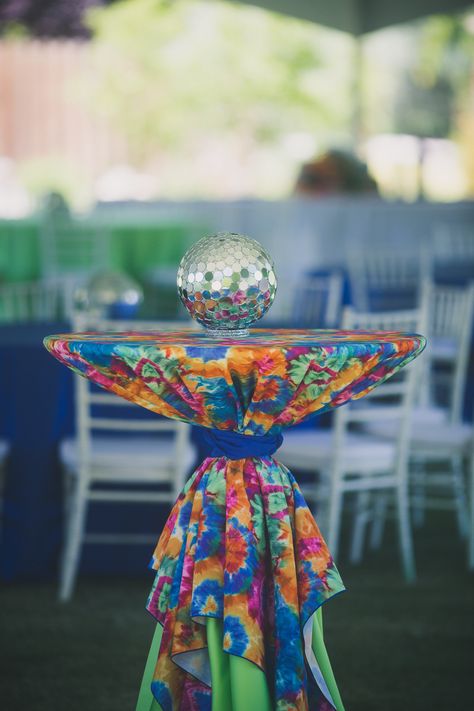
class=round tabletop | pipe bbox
[45,327,424,348]
[44,328,426,434]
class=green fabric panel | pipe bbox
[312,608,345,711]
[0,220,41,282]
[228,649,272,711]
[207,618,272,711]
[207,618,233,711]
[135,619,273,711]
[316,604,324,635]
[0,219,202,283]
[135,624,163,711]
[136,613,345,711]
[108,224,194,279]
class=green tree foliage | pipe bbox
[394,15,474,139]
[415,15,473,94]
[84,0,348,162]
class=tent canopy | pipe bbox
[232,0,473,34]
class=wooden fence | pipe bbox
[0,39,128,180]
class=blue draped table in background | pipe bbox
[0,323,209,581]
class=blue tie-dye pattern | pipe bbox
[223,615,250,656]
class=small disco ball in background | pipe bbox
[177,232,277,335]
[74,270,144,319]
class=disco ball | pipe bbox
[177,232,277,336]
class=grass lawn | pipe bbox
[1,512,473,711]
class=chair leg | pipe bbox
[349,491,371,564]
[369,491,389,550]
[396,482,416,583]
[411,459,426,528]
[468,451,474,571]
[59,477,88,602]
[327,486,343,563]
[450,455,469,539]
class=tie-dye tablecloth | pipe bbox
[44,329,425,711]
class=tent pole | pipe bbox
[351,35,364,153]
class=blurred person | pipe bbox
[39,190,70,217]
[295,149,378,196]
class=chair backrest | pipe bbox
[40,214,110,279]
[0,280,63,323]
[433,223,474,264]
[348,247,428,312]
[71,314,192,490]
[335,307,426,479]
[421,279,474,423]
[292,271,344,328]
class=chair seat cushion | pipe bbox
[429,336,457,361]
[409,406,448,424]
[60,435,194,482]
[367,419,473,452]
[278,429,396,472]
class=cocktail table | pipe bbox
[45,328,425,711]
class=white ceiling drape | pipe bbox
[231,0,472,34]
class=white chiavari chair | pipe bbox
[369,281,474,549]
[59,315,196,601]
[348,244,429,313]
[278,307,425,582]
[0,280,63,322]
[291,271,344,328]
[433,223,474,268]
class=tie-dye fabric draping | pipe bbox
[44,329,426,711]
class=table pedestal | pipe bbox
[138,455,346,711]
